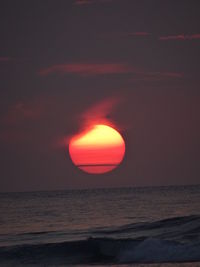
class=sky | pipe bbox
[0,0,200,192]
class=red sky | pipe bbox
[0,0,200,192]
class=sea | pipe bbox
[0,185,200,266]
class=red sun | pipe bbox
[69,124,125,174]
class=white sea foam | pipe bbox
[118,238,200,263]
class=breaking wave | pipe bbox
[1,215,200,265]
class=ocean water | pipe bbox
[0,185,200,266]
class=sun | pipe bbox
[69,124,125,174]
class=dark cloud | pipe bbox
[100,31,151,39]
[74,0,112,5]
[126,32,151,37]
[2,102,40,125]
[75,0,92,4]
[0,57,11,62]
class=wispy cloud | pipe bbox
[56,96,122,148]
[159,34,200,41]
[39,62,183,81]
[82,97,121,127]
[39,63,137,76]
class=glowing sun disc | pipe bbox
[69,124,125,174]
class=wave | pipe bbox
[1,215,200,265]
[90,214,200,242]
[1,237,200,265]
